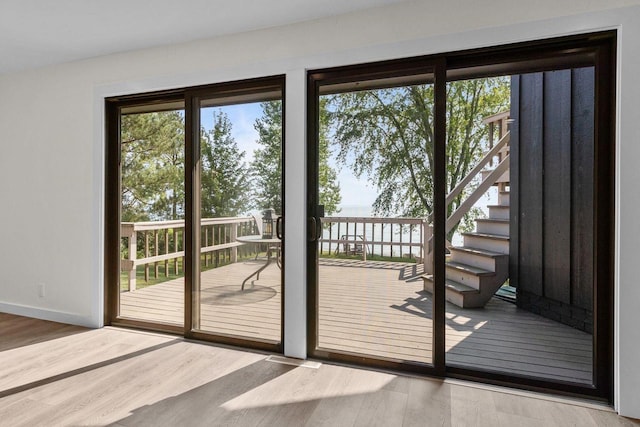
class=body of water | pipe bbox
[321,189,497,258]
[321,205,424,259]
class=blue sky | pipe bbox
[201,103,262,163]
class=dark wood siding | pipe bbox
[571,67,595,310]
[511,67,595,327]
[516,73,544,297]
[543,70,572,304]
[509,77,520,289]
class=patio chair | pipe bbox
[337,234,365,256]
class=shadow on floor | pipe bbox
[110,363,453,427]
[110,359,298,426]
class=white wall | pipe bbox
[1,0,639,417]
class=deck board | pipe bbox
[119,258,593,384]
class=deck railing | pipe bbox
[121,215,433,290]
[422,113,510,274]
[446,134,510,232]
[319,217,428,264]
[120,217,256,291]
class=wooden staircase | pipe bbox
[423,190,509,308]
[422,112,511,308]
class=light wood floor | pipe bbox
[120,258,592,384]
[0,313,636,427]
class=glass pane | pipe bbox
[195,97,282,343]
[317,75,435,365]
[444,71,594,385]
[119,103,186,326]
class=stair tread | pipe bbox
[486,204,510,208]
[475,218,509,223]
[422,275,479,294]
[449,246,508,258]
[462,232,510,241]
[445,261,494,276]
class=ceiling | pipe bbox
[0,0,407,74]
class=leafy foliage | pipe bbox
[200,110,251,217]
[251,101,284,213]
[121,111,185,222]
[121,109,253,222]
[326,77,509,239]
[252,100,341,215]
[318,97,342,215]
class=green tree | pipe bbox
[120,110,185,222]
[252,101,283,213]
[252,100,341,215]
[327,77,509,240]
[318,97,342,215]
[200,110,251,217]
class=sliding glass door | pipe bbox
[106,77,285,351]
[107,97,186,331]
[189,82,284,347]
[307,33,614,400]
[307,63,447,374]
[443,69,597,386]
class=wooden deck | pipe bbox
[120,258,281,342]
[120,258,592,384]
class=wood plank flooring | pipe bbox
[119,258,592,384]
[0,313,636,427]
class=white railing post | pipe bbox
[231,223,238,264]
[164,230,169,277]
[362,229,367,262]
[126,225,137,291]
[423,221,433,275]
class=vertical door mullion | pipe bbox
[594,41,615,401]
[105,101,121,325]
[184,93,201,335]
[432,59,447,376]
[306,77,319,357]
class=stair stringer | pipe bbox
[456,253,508,308]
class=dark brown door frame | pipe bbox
[104,76,286,353]
[184,76,286,352]
[444,33,615,402]
[305,31,615,402]
[104,90,186,335]
[306,58,448,377]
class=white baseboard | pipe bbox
[0,302,98,328]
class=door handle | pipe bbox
[276,216,283,240]
[309,205,324,242]
[308,217,317,242]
